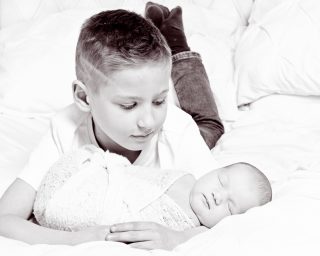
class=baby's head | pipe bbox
[190,162,272,228]
[73,10,172,153]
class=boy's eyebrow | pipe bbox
[158,89,169,95]
[114,95,142,101]
[114,89,169,100]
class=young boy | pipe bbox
[33,144,271,243]
[0,6,222,246]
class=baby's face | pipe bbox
[189,164,261,228]
[86,61,170,152]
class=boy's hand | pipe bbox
[106,222,187,250]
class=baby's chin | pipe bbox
[198,219,217,229]
[192,206,221,228]
[189,202,204,227]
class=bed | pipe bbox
[1,0,320,255]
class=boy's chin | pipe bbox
[128,134,156,150]
[124,142,147,152]
[127,144,148,152]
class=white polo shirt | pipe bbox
[19,103,218,190]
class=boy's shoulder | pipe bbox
[49,104,92,151]
[51,103,88,128]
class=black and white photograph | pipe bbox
[0,0,319,255]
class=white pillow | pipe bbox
[235,0,320,106]
[0,9,180,116]
[0,0,244,120]
[0,10,94,115]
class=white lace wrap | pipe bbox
[33,145,196,231]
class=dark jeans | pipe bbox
[172,51,224,149]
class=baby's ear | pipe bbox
[72,80,91,112]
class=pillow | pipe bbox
[0,9,180,116]
[235,0,320,106]
[0,0,244,121]
[0,10,94,115]
[0,0,128,29]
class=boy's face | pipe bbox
[189,164,261,228]
[87,61,170,152]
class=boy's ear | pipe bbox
[72,80,91,112]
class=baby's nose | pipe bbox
[214,191,228,205]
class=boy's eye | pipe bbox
[153,98,166,106]
[120,103,137,110]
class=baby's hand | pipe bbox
[74,225,111,244]
[106,222,186,250]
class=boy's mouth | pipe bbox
[131,131,154,140]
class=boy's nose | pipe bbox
[137,120,153,132]
[137,110,155,130]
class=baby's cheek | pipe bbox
[206,208,229,228]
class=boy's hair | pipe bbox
[75,9,171,91]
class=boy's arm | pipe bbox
[0,178,109,245]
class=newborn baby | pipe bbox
[33,145,272,231]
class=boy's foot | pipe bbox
[145,2,190,55]
[145,2,170,27]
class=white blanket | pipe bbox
[1,0,320,255]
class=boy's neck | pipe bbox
[92,119,141,163]
[118,149,141,164]
[96,137,141,163]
